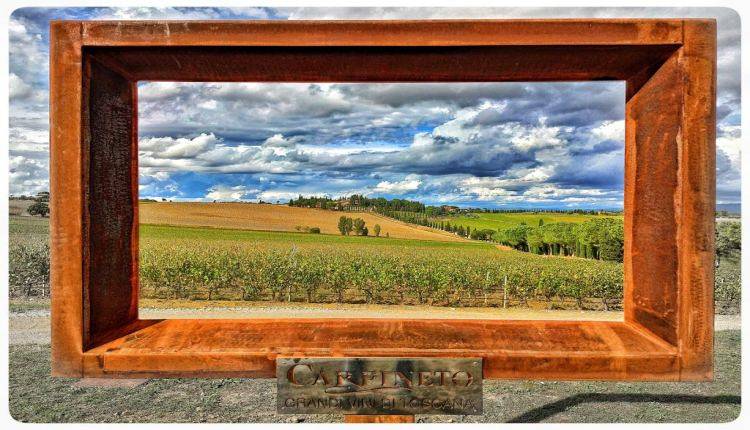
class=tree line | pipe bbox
[494,218,624,262]
[289,194,427,213]
[378,208,624,262]
[337,216,382,237]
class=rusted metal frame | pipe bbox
[622,19,715,380]
[78,319,681,380]
[676,20,716,380]
[48,19,716,381]
[80,51,139,350]
[624,50,683,346]
[77,19,685,47]
[50,21,84,377]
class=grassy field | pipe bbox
[9,215,49,239]
[10,206,740,311]
[8,330,740,423]
[141,223,481,250]
[140,223,623,307]
[140,201,465,242]
[438,211,621,232]
[8,199,36,217]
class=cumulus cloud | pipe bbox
[205,184,257,201]
[373,176,422,194]
[7,7,741,208]
[10,73,33,100]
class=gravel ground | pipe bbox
[8,332,741,423]
[8,306,740,345]
[8,305,741,423]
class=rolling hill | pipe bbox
[139,202,465,242]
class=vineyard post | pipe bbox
[503,275,508,309]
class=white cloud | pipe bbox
[262,134,298,148]
[6,7,741,207]
[140,133,220,159]
[373,176,422,194]
[9,73,33,100]
[205,185,257,201]
[592,120,625,142]
[139,82,183,101]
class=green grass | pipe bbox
[438,212,621,232]
[8,330,740,423]
[9,216,49,238]
[9,299,50,313]
[139,223,623,306]
[141,223,492,250]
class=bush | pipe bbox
[27,201,49,217]
[9,240,50,297]
[309,227,321,234]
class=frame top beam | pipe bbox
[59,19,688,47]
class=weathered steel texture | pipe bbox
[83,57,139,349]
[676,20,717,380]
[78,19,683,46]
[80,319,678,380]
[50,21,84,377]
[624,51,682,345]
[48,19,716,381]
[86,45,678,83]
[623,19,716,381]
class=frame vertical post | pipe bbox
[677,19,716,379]
[50,21,84,376]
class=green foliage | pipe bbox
[373,224,381,237]
[138,225,625,308]
[469,228,495,241]
[27,201,49,217]
[715,256,741,308]
[437,211,618,232]
[494,224,533,251]
[289,194,426,213]
[6,217,742,313]
[9,239,50,297]
[294,225,320,234]
[495,218,624,262]
[337,216,353,235]
[716,222,741,261]
[352,217,366,235]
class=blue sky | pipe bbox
[9,7,741,209]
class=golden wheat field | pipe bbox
[138,202,466,242]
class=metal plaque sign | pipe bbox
[276,357,482,415]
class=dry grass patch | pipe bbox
[139,202,464,242]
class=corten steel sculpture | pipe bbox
[50,19,716,380]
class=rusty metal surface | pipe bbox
[83,58,139,348]
[86,45,678,83]
[49,21,84,377]
[77,19,684,47]
[276,358,482,415]
[676,20,717,380]
[48,19,716,381]
[624,50,682,346]
[79,319,679,380]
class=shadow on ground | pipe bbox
[9,331,741,423]
[508,393,741,423]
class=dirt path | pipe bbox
[138,301,625,320]
[9,303,740,345]
[366,211,472,242]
